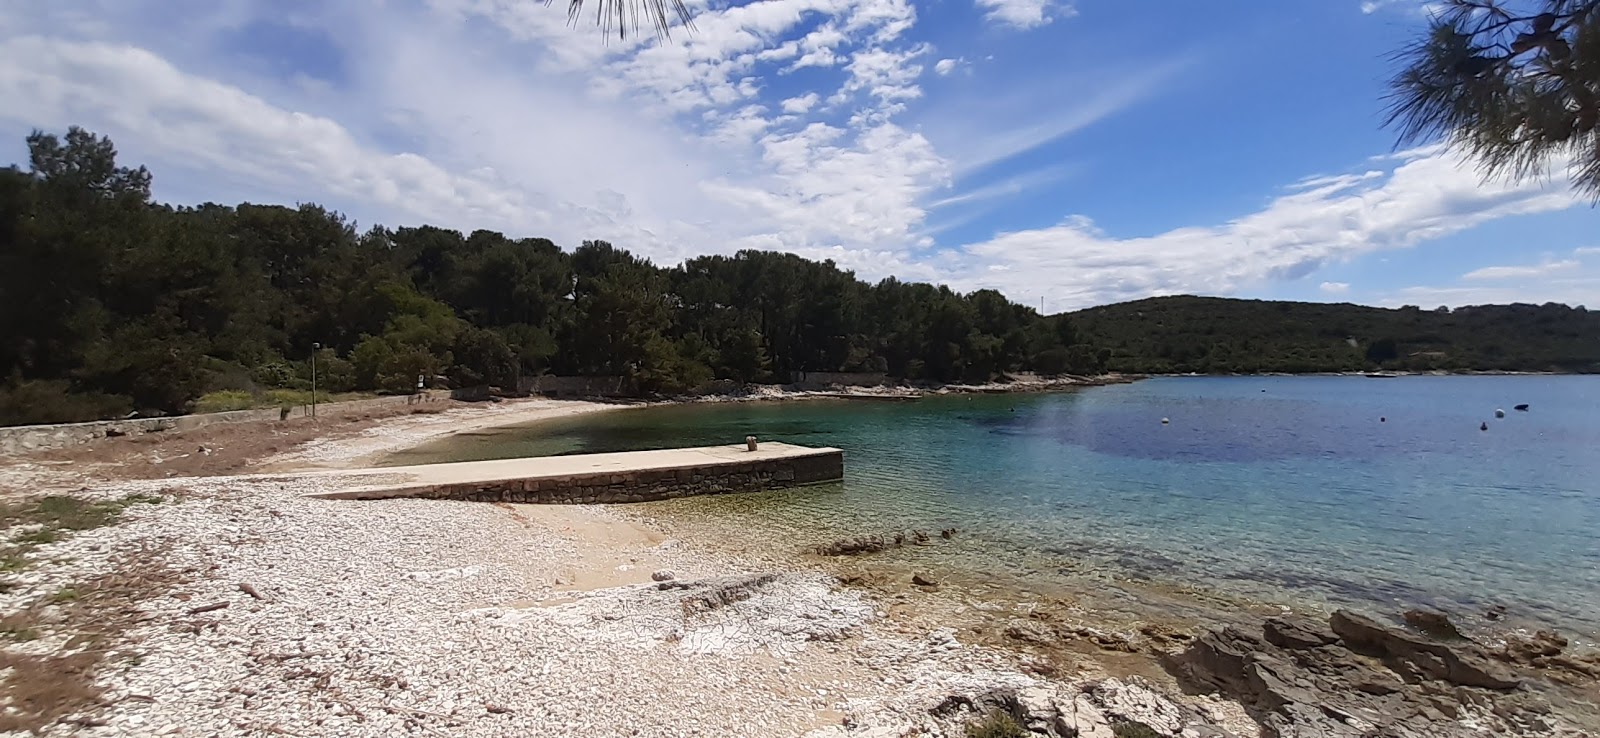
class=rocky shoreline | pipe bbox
[1,396,1597,736]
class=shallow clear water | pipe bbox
[392,376,1600,637]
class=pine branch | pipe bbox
[552,0,696,40]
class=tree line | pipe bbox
[1072,296,1600,375]
[0,127,1104,425]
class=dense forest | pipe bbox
[0,127,1099,425]
[1073,296,1600,374]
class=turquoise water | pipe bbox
[393,377,1600,637]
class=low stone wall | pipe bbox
[342,450,843,504]
[0,391,452,455]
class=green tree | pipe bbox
[1366,337,1401,364]
[1386,0,1600,198]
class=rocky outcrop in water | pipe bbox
[1170,609,1597,737]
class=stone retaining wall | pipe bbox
[0,391,452,455]
[339,450,843,504]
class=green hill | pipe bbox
[1069,296,1600,374]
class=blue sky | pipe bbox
[0,0,1594,310]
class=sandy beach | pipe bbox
[1,396,1593,737]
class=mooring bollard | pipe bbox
[746,435,758,452]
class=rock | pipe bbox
[1088,678,1188,735]
[1498,630,1567,666]
[1262,616,1336,650]
[1140,622,1196,648]
[815,536,887,556]
[1402,609,1465,640]
[1173,627,1260,697]
[1483,604,1507,621]
[1066,697,1118,738]
[676,573,779,614]
[1173,612,1560,738]
[931,683,1217,738]
[911,573,937,587]
[1068,625,1139,653]
[1330,610,1520,690]
[1004,619,1054,646]
[650,569,676,582]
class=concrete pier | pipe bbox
[303,442,843,503]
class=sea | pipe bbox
[387,376,1600,640]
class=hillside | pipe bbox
[1070,296,1600,374]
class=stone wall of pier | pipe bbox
[357,450,844,504]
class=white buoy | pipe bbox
[1494,409,1505,418]
[1161,417,1170,425]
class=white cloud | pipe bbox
[922,57,1192,177]
[1573,246,1600,257]
[947,150,1582,309]
[1359,0,1448,18]
[927,164,1077,211]
[975,0,1075,29]
[0,0,953,269]
[934,57,961,76]
[1320,281,1351,295]
[0,36,530,226]
[1384,274,1599,308]
[1462,259,1580,281]
[780,92,819,113]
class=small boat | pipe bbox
[1363,372,1401,379]
[1514,404,1530,411]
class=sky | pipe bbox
[0,0,1594,311]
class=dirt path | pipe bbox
[0,398,631,497]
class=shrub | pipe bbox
[0,380,132,425]
[965,710,1027,738]
[1112,721,1163,738]
[192,390,254,414]
[264,389,311,408]
[251,361,297,388]
[309,352,356,393]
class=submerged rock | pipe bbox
[815,536,887,556]
[1500,630,1567,664]
[1402,608,1465,640]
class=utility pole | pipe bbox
[311,342,320,418]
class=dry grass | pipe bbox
[0,494,162,579]
[14,398,471,482]
[0,493,180,733]
[0,650,104,733]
